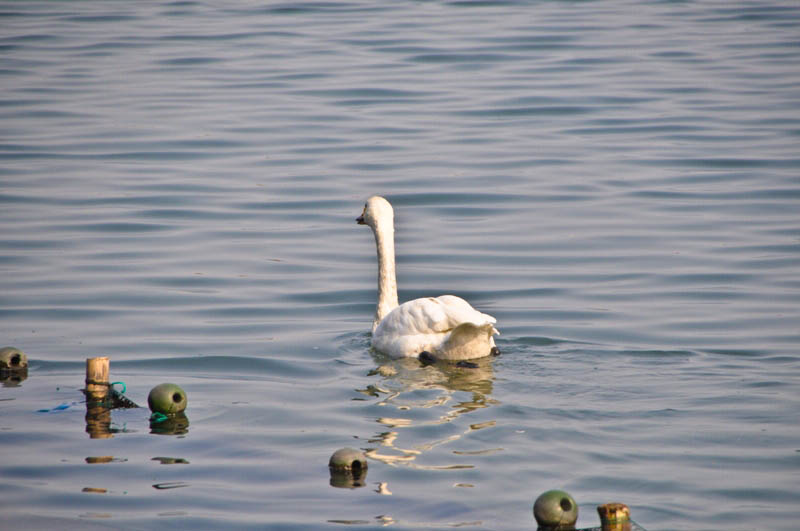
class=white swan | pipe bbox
[357,196,499,361]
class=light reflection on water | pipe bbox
[361,356,498,472]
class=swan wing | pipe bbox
[371,295,498,359]
[434,295,497,330]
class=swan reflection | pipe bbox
[357,354,501,471]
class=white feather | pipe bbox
[357,196,499,360]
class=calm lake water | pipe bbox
[1,1,799,529]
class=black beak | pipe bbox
[356,215,365,225]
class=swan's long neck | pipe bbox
[372,219,398,332]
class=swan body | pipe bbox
[357,196,498,361]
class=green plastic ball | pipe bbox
[0,347,27,370]
[148,383,187,415]
[328,447,368,472]
[533,489,578,529]
[328,447,368,489]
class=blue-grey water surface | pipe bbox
[1,1,799,530]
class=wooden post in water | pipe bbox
[85,357,110,402]
[85,357,112,439]
[598,503,631,531]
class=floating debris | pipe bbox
[152,457,190,465]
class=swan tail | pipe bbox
[435,322,497,361]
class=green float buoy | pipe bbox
[329,447,368,489]
[329,447,367,472]
[0,347,27,370]
[533,489,578,530]
[147,383,187,415]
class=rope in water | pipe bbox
[108,381,139,408]
[150,412,169,423]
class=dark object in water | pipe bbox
[109,383,140,409]
[418,350,486,368]
[418,350,437,365]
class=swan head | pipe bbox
[356,195,394,230]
